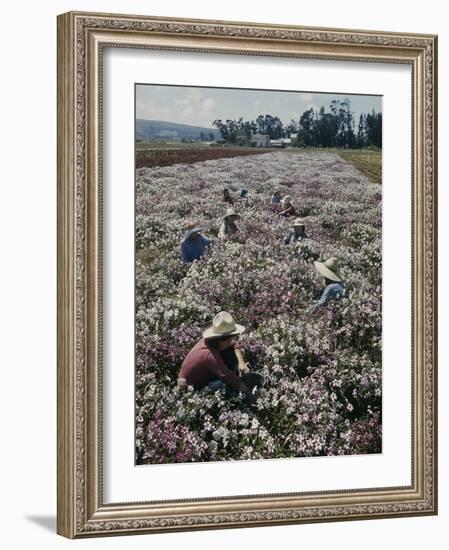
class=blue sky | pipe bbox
[136,84,382,129]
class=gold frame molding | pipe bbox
[57,11,438,539]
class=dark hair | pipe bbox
[223,188,229,193]
[206,334,235,349]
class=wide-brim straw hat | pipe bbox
[282,195,292,204]
[223,208,241,220]
[314,257,343,282]
[293,218,305,227]
[183,225,205,239]
[203,311,245,339]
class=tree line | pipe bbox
[212,99,382,149]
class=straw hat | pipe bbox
[314,257,343,282]
[182,222,205,239]
[203,311,245,339]
[282,195,292,204]
[293,218,305,227]
[223,208,241,220]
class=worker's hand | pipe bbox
[238,362,250,376]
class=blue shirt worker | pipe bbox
[271,189,282,204]
[284,218,309,245]
[314,257,347,306]
[237,188,251,206]
[180,222,213,263]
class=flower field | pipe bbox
[135,150,382,464]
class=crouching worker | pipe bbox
[313,257,348,306]
[180,222,213,263]
[218,209,241,240]
[284,218,308,245]
[178,311,250,397]
[279,195,296,217]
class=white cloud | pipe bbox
[169,92,217,125]
[175,89,203,107]
[175,97,190,107]
[136,103,172,121]
[180,106,195,120]
[202,98,215,112]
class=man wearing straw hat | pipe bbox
[279,195,296,217]
[314,257,348,306]
[178,312,258,397]
[222,188,234,206]
[237,188,251,206]
[180,221,213,263]
[271,189,282,204]
[218,208,241,240]
[283,218,309,245]
[270,179,282,205]
[238,188,249,200]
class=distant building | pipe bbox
[269,138,291,147]
[250,133,270,147]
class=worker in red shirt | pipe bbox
[178,311,250,395]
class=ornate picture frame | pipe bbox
[57,11,437,538]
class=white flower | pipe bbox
[251,418,260,430]
[240,413,249,427]
[212,426,228,441]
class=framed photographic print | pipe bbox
[57,11,438,538]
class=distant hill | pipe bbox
[136,119,221,141]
